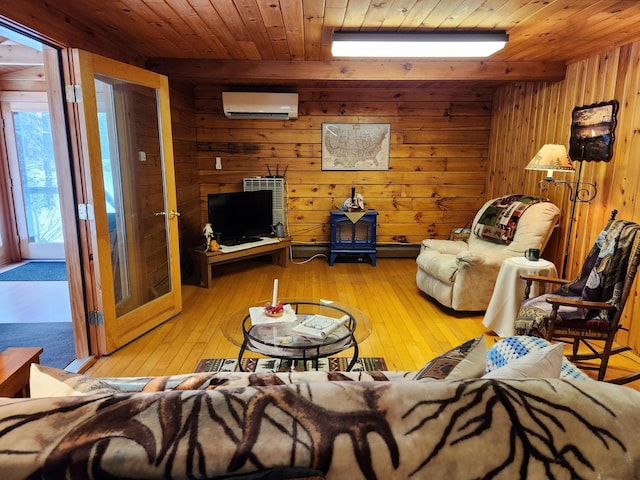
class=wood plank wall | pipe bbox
[168,80,201,269]
[487,41,640,354]
[125,84,170,301]
[193,85,493,248]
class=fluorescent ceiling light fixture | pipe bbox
[331,32,508,58]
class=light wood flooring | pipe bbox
[0,281,72,324]
[86,256,640,388]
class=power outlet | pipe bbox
[215,156,222,170]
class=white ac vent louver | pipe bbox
[243,177,287,230]
[223,92,298,120]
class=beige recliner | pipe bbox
[416,195,560,311]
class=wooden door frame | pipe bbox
[60,47,106,358]
[0,33,90,365]
[44,47,91,362]
[0,21,161,369]
[0,101,30,259]
[0,103,20,264]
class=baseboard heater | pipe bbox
[292,243,420,259]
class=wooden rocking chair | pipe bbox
[514,210,640,383]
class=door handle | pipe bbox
[154,210,181,218]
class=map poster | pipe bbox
[322,123,390,171]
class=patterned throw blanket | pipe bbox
[515,218,640,336]
[559,219,639,312]
[473,194,548,244]
[2,378,640,479]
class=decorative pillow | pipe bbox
[472,195,548,244]
[30,364,122,398]
[486,335,590,380]
[482,343,563,379]
[413,335,486,380]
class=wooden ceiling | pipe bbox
[0,35,45,96]
[3,1,640,87]
[0,37,42,69]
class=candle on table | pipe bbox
[272,279,278,306]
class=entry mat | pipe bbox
[0,262,67,281]
[195,357,387,373]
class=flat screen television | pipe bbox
[207,190,273,245]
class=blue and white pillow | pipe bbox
[486,335,590,380]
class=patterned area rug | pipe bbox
[195,357,387,373]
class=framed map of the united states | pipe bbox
[321,123,390,171]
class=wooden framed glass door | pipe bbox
[0,102,65,259]
[68,49,181,354]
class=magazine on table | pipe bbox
[291,314,349,339]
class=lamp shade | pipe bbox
[526,144,574,179]
[331,32,508,58]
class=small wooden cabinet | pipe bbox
[329,210,377,266]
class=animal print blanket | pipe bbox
[1,378,640,479]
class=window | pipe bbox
[13,109,63,245]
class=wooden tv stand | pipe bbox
[189,237,291,288]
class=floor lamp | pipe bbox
[525,144,597,278]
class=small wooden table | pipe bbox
[189,237,291,288]
[0,347,43,398]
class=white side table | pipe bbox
[482,257,558,337]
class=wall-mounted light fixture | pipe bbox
[526,143,598,277]
[331,31,508,58]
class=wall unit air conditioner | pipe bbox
[222,92,298,120]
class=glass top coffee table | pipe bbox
[222,299,372,371]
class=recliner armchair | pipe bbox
[416,195,560,311]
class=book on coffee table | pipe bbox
[291,314,349,339]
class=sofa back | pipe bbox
[1,378,639,479]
